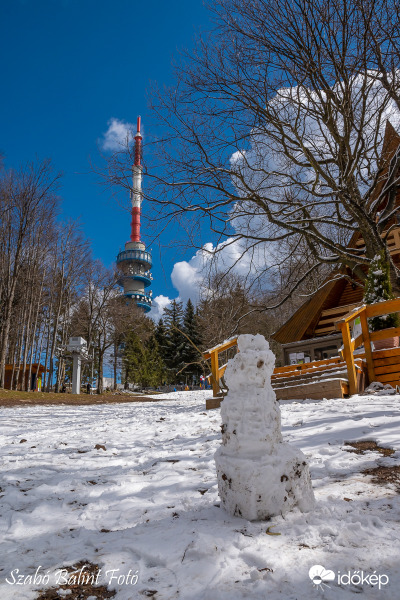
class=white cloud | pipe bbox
[171,247,210,304]
[150,295,172,321]
[176,238,272,298]
[233,76,400,214]
[101,118,134,152]
[150,238,269,319]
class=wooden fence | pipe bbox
[203,337,238,397]
[204,298,400,399]
[336,298,400,394]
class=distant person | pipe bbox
[61,383,66,393]
[185,384,189,391]
[86,382,92,395]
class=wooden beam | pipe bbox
[313,325,337,335]
[210,350,220,398]
[218,363,228,379]
[272,363,347,378]
[375,362,400,375]
[365,298,400,318]
[203,337,238,359]
[353,333,364,350]
[372,347,400,359]
[203,337,239,400]
[320,303,359,317]
[273,357,343,374]
[336,304,365,326]
[360,310,375,382]
[370,326,400,342]
[374,371,400,384]
[373,353,400,367]
[338,322,358,395]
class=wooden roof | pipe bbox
[273,121,400,345]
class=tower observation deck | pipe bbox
[116,116,152,312]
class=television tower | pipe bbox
[116,116,152,312]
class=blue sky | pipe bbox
[0,0,213,303]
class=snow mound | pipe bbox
[215,333,315,520]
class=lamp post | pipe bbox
[67,337,88,394]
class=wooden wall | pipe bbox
[373,347,400,388]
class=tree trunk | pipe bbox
[97,343,104,395]
[113,342,118,390]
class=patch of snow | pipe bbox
[0,390,399,598]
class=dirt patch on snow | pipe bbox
[344,440,395,457]
[345,441,400,491]
[36,561,116,600]
[362,464,400,491]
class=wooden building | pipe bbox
[4,363,47,391]
[204,122,400,406]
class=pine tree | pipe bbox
[155,318,169,363]
[123,331,145,387]
[124,331,165,388]
[163,300,186,382]
[182,299,203,382]
[144,335,165,387]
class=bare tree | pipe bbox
[360,0,400,111]
[48,223,91,391]
[101,0,400,310]
[0,159,61,387]
[0,156,97,393]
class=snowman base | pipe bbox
[215,443,314,521]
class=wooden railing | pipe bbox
[204,298,400,399]
[203,338,238,397]
[336,298,400,395]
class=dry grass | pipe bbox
[0,389,161,407]
[344,440,395,457]
[362,465,400,491]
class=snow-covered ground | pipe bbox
[1,390,400,599]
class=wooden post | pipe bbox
[339,322,358,395]
[360,309,375,383]
[210,350,220,398]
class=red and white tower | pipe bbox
[116,116,152,312]
[131,116,143,243]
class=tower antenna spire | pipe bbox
[131,115,142,242]
[116,115,152,313]
[134,115,142,167]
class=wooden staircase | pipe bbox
[271,357,365,401]
[203,339,367,407]
[203,298,400,408]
